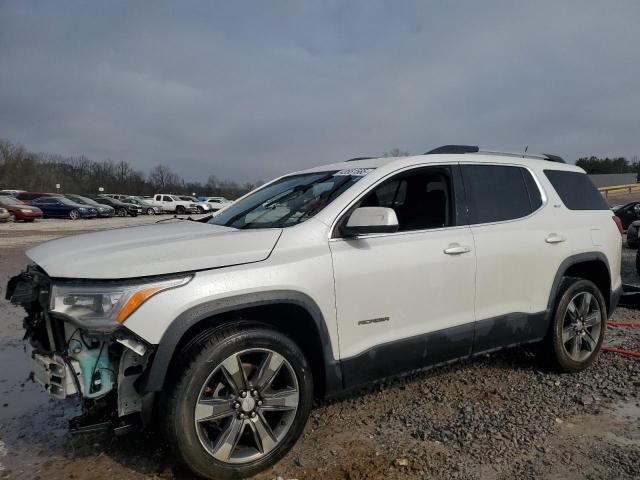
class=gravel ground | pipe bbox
[0,215,638,480]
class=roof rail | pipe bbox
[345,156,374,162]
[425,145,565,163]
[542,153,565,163]
[425,145,479,155]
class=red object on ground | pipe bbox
[607,321,640,327]
[603,320,640,358]
[601,347,640,358]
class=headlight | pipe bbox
[20,209,32,214]
[50,275,192,331]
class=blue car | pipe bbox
[31,197,98,220]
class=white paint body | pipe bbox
[27,154,622,363]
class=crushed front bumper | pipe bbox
[7,266,155,432]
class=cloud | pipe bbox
[0,0,639,182]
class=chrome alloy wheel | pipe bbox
[561,291,603,362]
[194,348,300,464]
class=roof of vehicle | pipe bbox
[295,146,581,176]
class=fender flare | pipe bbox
[139,290,343,396]
[546,251,613,313]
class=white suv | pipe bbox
[7,146,622,479]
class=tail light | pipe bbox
[613,215,623,235]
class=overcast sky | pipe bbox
[1,1,639,182]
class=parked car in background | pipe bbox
[148,194,198,214]
[89,196,142,217]
[0,196,43,222]
[15,191,61,203]
[64,194,115,217]
[177,195,211,213]
[0,189,24,196]
[0,207,10,222]
[611,201,640,229]
[103,194,131,201]
[124,196,162,215]
[31,197,97,220]
[627,220,640,248]
[202,196,231,211]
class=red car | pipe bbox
[0,195,43,222]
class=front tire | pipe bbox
[147,208,155,215]
[69,209,79,220]
[543,278,606,373]
[164,323,313,479]
[176,205,186,215]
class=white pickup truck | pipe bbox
[149,194,198,214]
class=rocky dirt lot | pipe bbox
[0,217,638,480]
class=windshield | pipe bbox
[0,196,24,205]
[209,169,373,229]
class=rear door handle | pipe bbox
[545,234,566,244]
[444,243,471,255]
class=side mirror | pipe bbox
[340,207,399,237]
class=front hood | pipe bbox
[27,221,282,279]
[17,206,41,212]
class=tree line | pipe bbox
[9,139,633,196]
[0,138,261,199]
[576,156,640,174]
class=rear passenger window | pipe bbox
[461,165,541,224]
[544,170,609,210]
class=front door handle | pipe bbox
[444,243,471,255]
[545,233,566,244]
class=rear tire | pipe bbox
[176,206,186,215]
[8,212,16,222]
[542,277,606,373]
[163,322,313,480]
[117,208,126,217]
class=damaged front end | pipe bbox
[6,266,188,435]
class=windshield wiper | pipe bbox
[155,215,202,224]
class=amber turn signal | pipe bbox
[116,286,163,323]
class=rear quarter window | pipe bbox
[544,170,609,210]
[461,164,542,224]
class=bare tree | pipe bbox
[148,164,179,191]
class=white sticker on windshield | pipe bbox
[334,168,374,177]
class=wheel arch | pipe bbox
[139,290,343,399]
[547,252,612,315]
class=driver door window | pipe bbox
[355,167,453,232]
